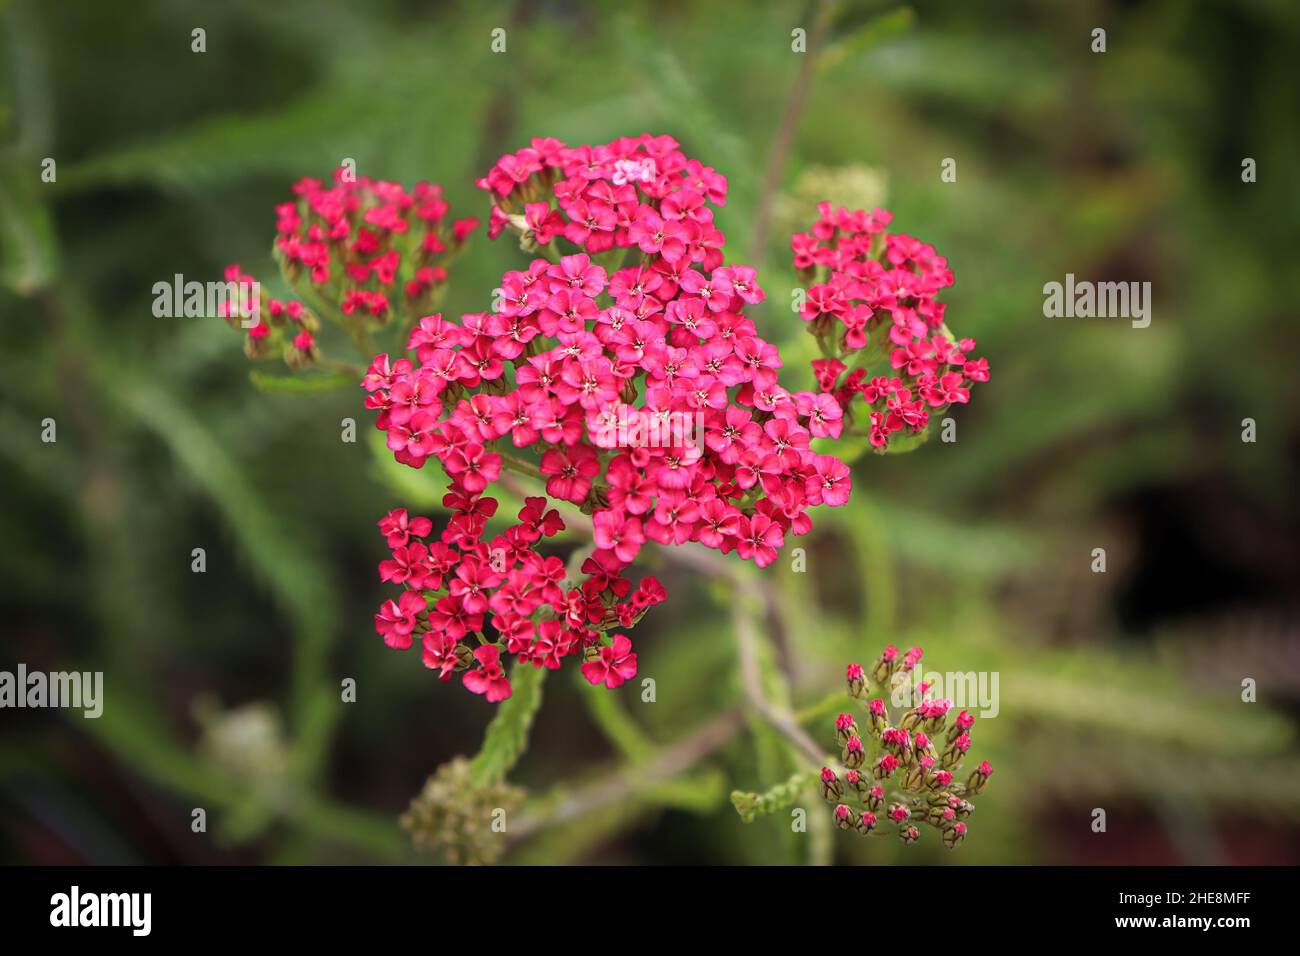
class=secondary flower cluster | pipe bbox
[822,644,992,848]
[374,502,665,702]
[797,202,990,451]
[222,166,477,366]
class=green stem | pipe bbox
[497,449,545,481]
[467,662,548,786]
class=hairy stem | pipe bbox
[731,590,827,767]
[508,708,742,841]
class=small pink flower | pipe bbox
[374,591,425,650]
[580,635,638,689]
[462,645,512,702]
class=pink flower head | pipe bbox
[336,138,991,704]
[792,205,985,451]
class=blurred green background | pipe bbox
[2,0,1298,865]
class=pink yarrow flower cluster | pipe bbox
[797,203,990,452]
[825,645,992,848]
[362,135,858,700]
[374,503,665,702]
[222,165,477,365]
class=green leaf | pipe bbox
[818,7,916,75]
[249,369,357,394]
[59,93,382,194]
[731,767,821,823]
[0,156,58,294]
[468,663,547,786]
[580,673,655,762]
[882,424,932,455]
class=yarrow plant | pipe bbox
[225,134,989,706]
[824,644,993,848]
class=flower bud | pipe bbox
[842,735,866,769]
[942,731,970,769]
[880,727,909,755]
[844,768,870,799]
[948,708,976,742]
[855,811,877,836]
[867,785,884,812]
[820,766,843,802]
[870,645,899,684]
[846,663,866,698]
[922,700,953,736]
[899,824,920,844]
[943,821,967,849]
[454,643,476,670]
[888,804,911,825]
[967,759,993,795]
[866,698,887,733]
[835,712,859,746]
[873,754,899,780]
[244,329,274,360]
[833,804,857,830]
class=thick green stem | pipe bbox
[467,662,548,786]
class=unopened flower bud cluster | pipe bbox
[823,645,992,848]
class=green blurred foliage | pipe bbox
[1,0,1297,865]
